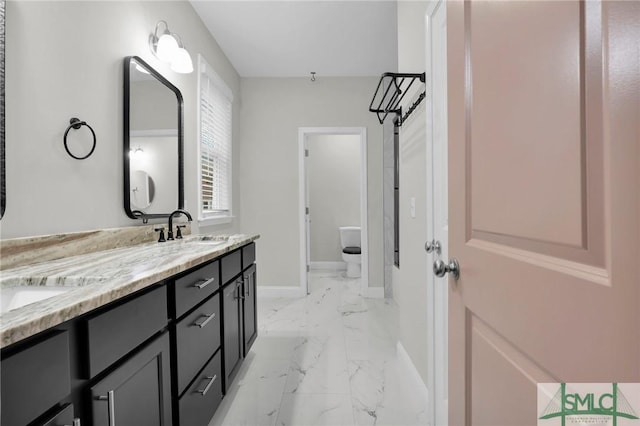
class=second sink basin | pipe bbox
[0,286,76,314]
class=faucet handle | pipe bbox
[176,225,187,239]
[154,227,166,243]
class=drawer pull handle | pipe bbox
[97,390,116,426]
[196,374,217,396]
[64,419,82,426]
[193,277,216,289]
[193,313,216,328]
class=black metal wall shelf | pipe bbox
[369,72,426,126]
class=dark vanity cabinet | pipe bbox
[172,242,258,423]
[0,283,170,426]
[220,242,258,393]
[0,241,257,426]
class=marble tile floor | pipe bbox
[208,270,429,426]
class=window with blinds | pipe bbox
[198,55,232,221]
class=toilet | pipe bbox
[339,226,362,278]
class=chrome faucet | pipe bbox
[167,209,193,240]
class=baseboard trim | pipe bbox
[363,286,384,299]
[397,342,429,402]
[310,261,347,270]
[257,286,306,298]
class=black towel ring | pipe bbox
[63,117,96,160]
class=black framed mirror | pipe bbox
[1,0,6,220]
[124,56,184,221]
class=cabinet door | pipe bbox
[242,264,257,356]
[39,403,76,426]
[90,332,171,426]
[222,279,243,392]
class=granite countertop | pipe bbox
[0,234,259,348]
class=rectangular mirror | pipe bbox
[123,56,184,221]
[1,0,5,220]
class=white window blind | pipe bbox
[198,56,232,219]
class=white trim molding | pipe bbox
[310,261,347,271]
[257,285,306,299]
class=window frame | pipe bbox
[196,54,233,226]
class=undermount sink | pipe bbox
[0,286,75,314]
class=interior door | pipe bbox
[446,1,640,424]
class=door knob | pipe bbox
[425,240,441,254]
[433,258,460,280]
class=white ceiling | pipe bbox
[189,1,398,78]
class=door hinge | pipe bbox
[306,207,310,215]
[307,265,310,272]
[305,149,310,157]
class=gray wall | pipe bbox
[238,77,384,288]
[2,1,241,239]
[391,0,430,384]
[308,134,361,263]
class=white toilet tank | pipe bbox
[339,226,361,249]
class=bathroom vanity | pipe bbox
[0,233,258,426]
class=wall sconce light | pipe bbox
[149,20,194,74]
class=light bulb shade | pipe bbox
[171,47,194,74]
[156,33,179,62]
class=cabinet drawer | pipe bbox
[1,331,71,426]
[174,260,219,318]
[175,293,221,395]
[178,351,223,426]
[242,242,256,269]
[242,243,256,271]
[86,286,167,377]
[221,249,242,285]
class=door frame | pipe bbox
[425,1,449,424]
[298,127,369,295]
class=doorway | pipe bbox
[298,127,369,295]
[425,1,448,425]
